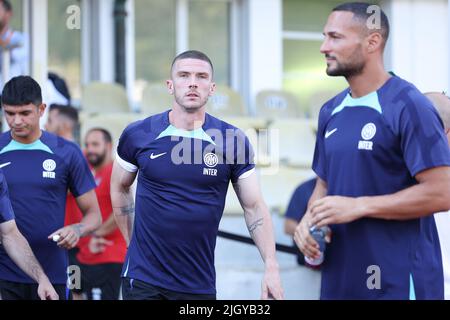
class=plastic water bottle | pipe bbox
[304,225,330,267]
[92,288,102,300]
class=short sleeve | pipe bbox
[68,145,96,197]
[0,170,14,224]
[312,109,328,182]
[117,125,139,173]
[399,95,450,177]
[230,129,255,183]
[285,179,315,221]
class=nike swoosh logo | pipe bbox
[0,162,11,169]
[325,128,337,139]
[150,152,167,160]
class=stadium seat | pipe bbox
[259,167,315,215]
[80,112,146,150]
[81,82,131,114]
[206,85,247,117]
[140,82,172,115]
[255,90,302,119]
[308,90,337,118]
[267,118,318,168]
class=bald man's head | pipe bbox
[425,92,450,130]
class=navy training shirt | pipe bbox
[117,111,255,294]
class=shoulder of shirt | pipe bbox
[122,111,170,138]
[41,131,83,157]
[382,75,435,113]
[204,113,247,137]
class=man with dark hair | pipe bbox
[45,104,79,143]
[0,75,102,300]
[295,2,450,299]
[0,169,59,300]
[73,127,126,300]
[111,50,283,300]
[0,0,29,90]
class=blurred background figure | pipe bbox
[0,0,28,91]
[75,128,126,300]
[284,177,317,267]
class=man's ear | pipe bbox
[166,80,174,95]
[39,103,47,117]
[209,83,216,96]
[366,32,383,53]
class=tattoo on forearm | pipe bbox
[247,218,264,235]
[114,204,135,216]
[72,223,84,237]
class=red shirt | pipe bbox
[66,162,127,265]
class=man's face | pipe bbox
[45,109,62,134]
[167,58,216,112]
[320,11,367,78]
[0,5,11,30]
[85,130,111,167]
[3,103,45,140]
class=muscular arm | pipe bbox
[93,213,118,238]
[361,166,450,220]
[48,190,102,249]
[75,190,103,236]
[1,220,49,284]
[110,160,137,246]
[310,166,450,227]
[233,171,283,299]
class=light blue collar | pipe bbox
[156,125,216,145]
[0,138,53,154]
[332,90,382,116]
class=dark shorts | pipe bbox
[121,277,216,300]
[79,263,123,300]
[67,248,82,294]
[0,279,70,300]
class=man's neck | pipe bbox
[169,105,206,130]
[347,61,391,98]
[92,159,112,174]
[12,130,42,144]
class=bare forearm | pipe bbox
[93,214,118,237]
[361,181,450,220]
[76,210,102,237]
[284,219,298,236]
[244,202,278,268]
[2,231,48,283]
[111,188,135,245]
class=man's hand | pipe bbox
[48,224,83,249]
[88,236,113,254]
[294,212,321,260]
[309,196,364,228]
[261,261,284,300]
[37,276,59,300]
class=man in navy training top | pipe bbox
[294,2,450,299]
[0,76,101,300]
[111,50,284,300]
[0,169,58,299]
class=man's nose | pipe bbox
[188,76,198,88]
[320,39,330,54]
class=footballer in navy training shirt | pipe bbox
[294,3,450,300]
[111,50,284,300]
[0,76,101,300]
